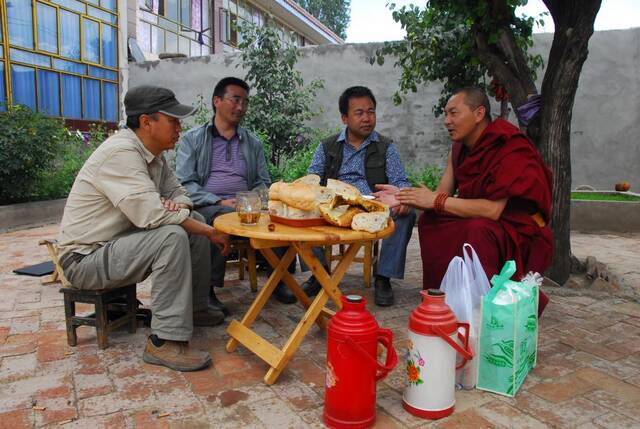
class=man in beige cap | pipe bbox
[57,85,229,372]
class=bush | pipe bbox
[264,127,339,182]
[0,105,72,204]
[35,123,106,200]
[406,165,444,191]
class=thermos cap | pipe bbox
[346,294,363,303]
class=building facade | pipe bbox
[0,0,341,126]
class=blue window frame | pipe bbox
[38,70,61,116]
[37,3,59,54]
[83,78,101,119]
[11,64,37,110]
[61,74,82,119]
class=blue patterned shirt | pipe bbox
[307,129,411,195]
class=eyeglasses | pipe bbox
[223,95,250,108]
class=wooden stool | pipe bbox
[226,238,258,291]
[61,284,138,350]
[39,238,149,349]
[324,240,380,288]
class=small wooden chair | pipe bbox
[38,239,147,349]
[226,238,258,292]
[324,240,380,288]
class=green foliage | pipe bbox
[261,127,338,182]
[237,19,324,166]
[0,105,72,204]
[191,93,213,127]
[36,123,106,200]
[294,0,351,39]
[371,1,545,116]
[406,165,443,191]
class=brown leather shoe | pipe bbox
[142,338,211,372]
[193,307,225,326]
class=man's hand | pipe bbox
[391,204,411,216]
[372,184,401,208]
[219,198,236,208]
[209,230,230,256]
[160,196,190,212]
[396,185,438,210]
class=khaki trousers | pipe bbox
[63,213,211,341]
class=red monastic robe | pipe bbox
[418,119,553,315]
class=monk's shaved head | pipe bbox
[453,87,491,123]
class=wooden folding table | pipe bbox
[214,212,395,384]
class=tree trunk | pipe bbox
[537,0,602,284]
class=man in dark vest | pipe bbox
[302,86,416,306]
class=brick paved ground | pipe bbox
[1,224,639,428]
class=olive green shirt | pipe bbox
[58,128,192,257]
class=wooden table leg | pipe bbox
[264,289,330,384]
[294,242,362,308]
[225,246,297,353]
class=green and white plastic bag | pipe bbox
[476,261,539,397]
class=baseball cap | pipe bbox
[124,85,196,119]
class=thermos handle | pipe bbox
[432,323,474,369]
[345,328,398,382]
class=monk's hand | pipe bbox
[396,185,437,209]
[209,230,230,256]
[391,204,411,216]
[373,184,400,207]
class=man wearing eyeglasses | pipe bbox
[176,77,272,312]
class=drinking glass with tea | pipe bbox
[236,191,261,225]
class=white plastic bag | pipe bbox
[440,243,490,389]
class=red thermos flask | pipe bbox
[324,294,398,429]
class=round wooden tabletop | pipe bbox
[214,212,395,244]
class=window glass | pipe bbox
[180,0,190,27]
[138,22,151,52]
[88,6,117,25]
[10,48,51,67]
[152,26,165,53]
[61,11,81,60]
[37,3,59,54]
[82,18,101,63]
[7,0,34,49]
[0,62,6,111]
[53,58,86,74]
[190,40,200,57]
[61,74,82,118]
[11,65,37,110]
[165,0,179,21]
[83,78,101,119]
[166,31,178,52]
[201,0,208,30]
[101,0,117,12]
[102,82,118,122]
[38,70,61,116]
[52,0,86,13]
[178,36,190,55]
[102,25,117,67]
[89,66,117,80]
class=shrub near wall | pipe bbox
[0,105,69,204]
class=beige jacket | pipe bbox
[58,128,192,257]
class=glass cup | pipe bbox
[256,186,270,212]
[236,191,261,226]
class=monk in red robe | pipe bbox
[375,88,552,315]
